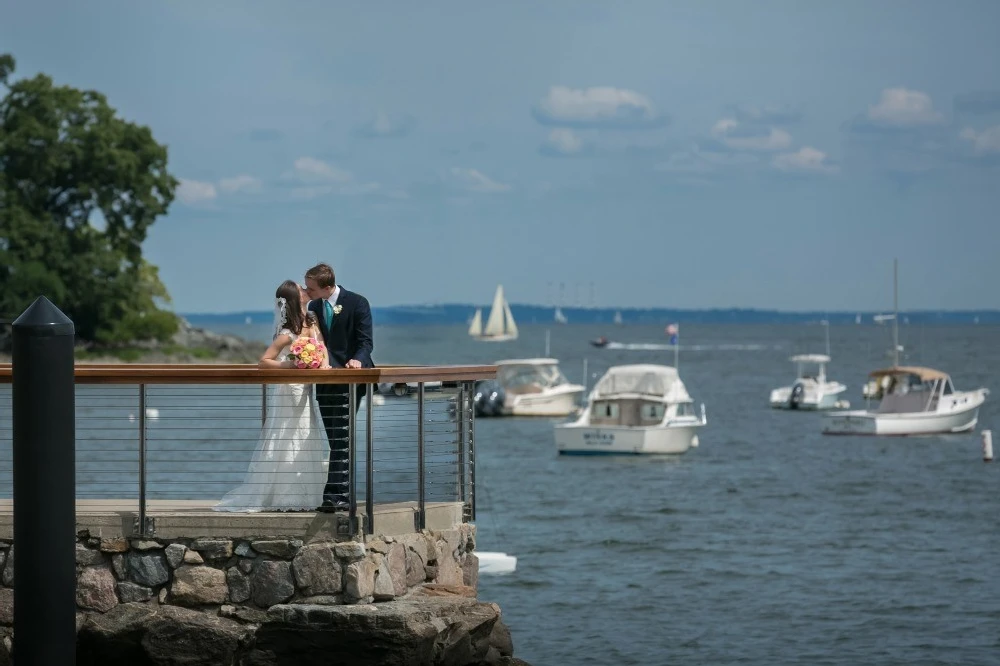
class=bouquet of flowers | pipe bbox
[288,337,327,369]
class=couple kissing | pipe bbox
[215,263,374,514]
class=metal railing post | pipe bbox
[457,384,467,518]
[468,380,476,521]
[365,382,374,534]
[138,383,147,536]
[261,383,268,426]
[417,381,426,530]
[348,381,357,526]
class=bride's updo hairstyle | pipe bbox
[276,280,306,335]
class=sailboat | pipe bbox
[554,307,568,324]
[613,311,623,325]
[469,285,518,342]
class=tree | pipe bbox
[0,53,180,344]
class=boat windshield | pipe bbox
[877,374,939,414]
[497,363,567,390]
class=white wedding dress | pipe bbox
[214,329,328,512]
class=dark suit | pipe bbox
[308,287,374,505]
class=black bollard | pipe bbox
[12,296,76,664]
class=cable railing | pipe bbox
[0,363,494,537]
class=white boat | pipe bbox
[469,285,518,342]
[554,307,568,324]
[554,364,706,455]
[613,310,623,325]
[823,259,989,436]
[493,358,585,416]
[823,366,988,435]
[771,320,848,410]
[770,354,849,410]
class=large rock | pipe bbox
[249,597,504,666]
[343,560,377,602]
[388,542,408,597]
[77,603,253,666]
[291,545,341,597]
[164,543,187,569]
[76,543,106,567]
[77,565,119,613]
[126,552,170,587]
[251,561,295,608]
[170,565,228,606]
[251,540,302,559]
[190,539,233,561]
[226,567,251,604]
[0,589,11,624]
[1,546,12,586]
[117,582,153,604]
[373,556,395,601]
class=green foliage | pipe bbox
[0,53,180,345]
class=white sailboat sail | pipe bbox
[613,310,623,325]
[554,307,568,324]
[503,301,518,337]
[468,308,482,337]
[483,285,508,337]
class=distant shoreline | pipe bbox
[182,304,1000,327]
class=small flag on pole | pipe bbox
[666,323,679,345]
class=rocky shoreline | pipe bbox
[0,527,531,665]
[0,318,262,364]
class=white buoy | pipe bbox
[982,430,993,462]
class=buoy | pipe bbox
[983,430,993,462]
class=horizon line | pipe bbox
[178,303,1000,317]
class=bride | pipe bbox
[214,280,330,512]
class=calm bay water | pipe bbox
[200,320,1000,665]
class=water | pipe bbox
[14,321,1000,664]
[204,321,1000,665]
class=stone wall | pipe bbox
[0,523,529,664]
[0,523,479,621]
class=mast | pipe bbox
[892,258,899,367]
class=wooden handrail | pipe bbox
[0,363,496,385]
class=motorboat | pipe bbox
[822,366,988,435]
[823,259,988,435]
[476,358,584,417]
[469,285,518,342]
[590,336,610,348]
[769,354,849,410]
[554,364,706,455]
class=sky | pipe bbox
[3,0,1000,313]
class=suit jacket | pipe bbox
[308,287,374,369]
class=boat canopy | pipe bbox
[868,366,949,381]
[496,358,559,366]
[790,354,830,364]
[590,364,691,402]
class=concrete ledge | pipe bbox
[0,499,466,540]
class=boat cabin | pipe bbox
[496,359,569,395]
[869,366,954,414]
[585,364,697,427]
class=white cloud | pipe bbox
[355,110,416,138]
[711,119,792,151]
[959,126,1000,154]
[284,157,379,199]
[218,174,262,193]
[656,146,758,174]
[450,168,511,193]
[176,179,217,205]
[867,88,945,127]
[533,86,667,129]
[543,129,585,156]
[292,157,354,183]
[772,146,839,174]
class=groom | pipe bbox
[304,262,374,512]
